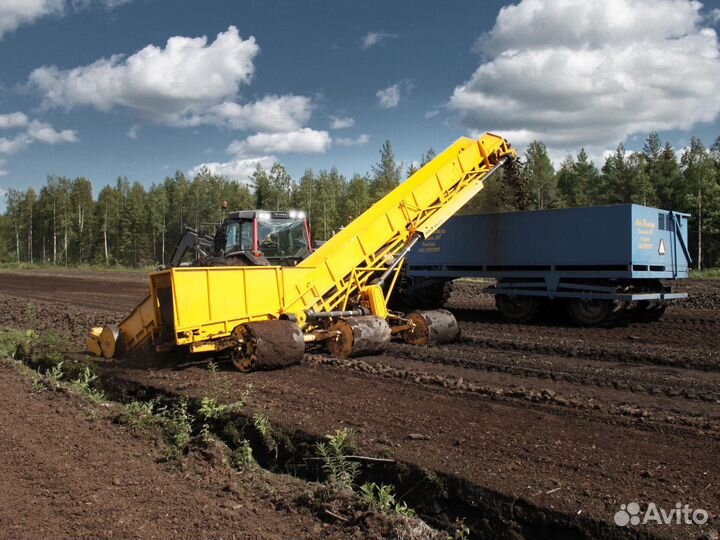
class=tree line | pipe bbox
[1,132,719,268]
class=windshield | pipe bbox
[224,220,253,253]
[257,218,309,259]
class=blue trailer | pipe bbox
[400,205,691,325]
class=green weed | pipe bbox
[70,366,105,403]
[359,482,416,517]
[230,440,254,470]
[315,428,359,488]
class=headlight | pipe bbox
[289,210,298,218]
[258,212,271,220]
[297,211,306,219]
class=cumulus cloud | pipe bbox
[30,27,318,137]
[189,156,275,184]
[329,116,354,129]
[26,120,77,144]
[449,0,720,153]
[710,8,720,24]
[0,0,129,39]
[335,134,369,147]
[361,31,398,49]
[178,95,313,132]
[0,112,29,129]
[31,26,260,121]
[0,112,77,177]
[227,128,331,157]
[377,84,401,109]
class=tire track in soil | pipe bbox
[384,342,720,403]
[305,353,720,441]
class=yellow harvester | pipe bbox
[88,133,516,370]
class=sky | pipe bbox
[1,0,720,208]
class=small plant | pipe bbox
[44,361,65,386]
[448,519,470,540]
[360,482,416,517]
[31,377,45,393]
[315,428,359,488]
[71,366,105,403]
[123,399,161,429]
[230,440,254,470]
[207,360,232,400]
[25,303,36,323]
[0,328,36,359]
[253,412,277,457]
[163,398,193,456]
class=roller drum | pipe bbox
[402,309,459,345]
[327,316,391,358]
[231,320,305,371]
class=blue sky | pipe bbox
[1,0,720,207]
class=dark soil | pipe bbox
[0,271,718,540]
[0,363,345,540]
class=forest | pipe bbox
[1,132,719,268]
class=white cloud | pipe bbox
[0,135,30,155]
[0,0,129,39]
[0,112,29,129]
[31,26,260,121]
[26,120,77,144]
[377,83,401,109]
[30,27,318,135]
[189,156,275,184]
[179,95,313,132]
[0,113,77,177]
[227,128,331,157]
[424,109,439,119]
[127,124,140,139]
[361,31,398,49]
[329,116,354,129]
[710,8,720,24]
[335,134,369,147]
[0,0,63,38]
[450,0,720,155]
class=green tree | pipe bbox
[344,174,371,221]
[292,169,316,218]
[680,137,720,269]
[371,140,401,199]
[70,178,95,263]
[268,162,292,210]
[523,141,557,209]
[251,164,271,209]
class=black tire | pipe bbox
[390,278,451,311]
[632,301,667,323]
[495,294,543,323]
[566,298,621,326]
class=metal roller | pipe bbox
[402,309,459,346]
[327,316,391,358]
[231,320,305,372]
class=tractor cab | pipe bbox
[216,210,311,266]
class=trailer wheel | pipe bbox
[495,294,542,323]
[566,298,619,326]
[632,301,667,323]
[390,278,451,310]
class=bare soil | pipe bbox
[0,270,718,540]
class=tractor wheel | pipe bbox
[495,294,543,323]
